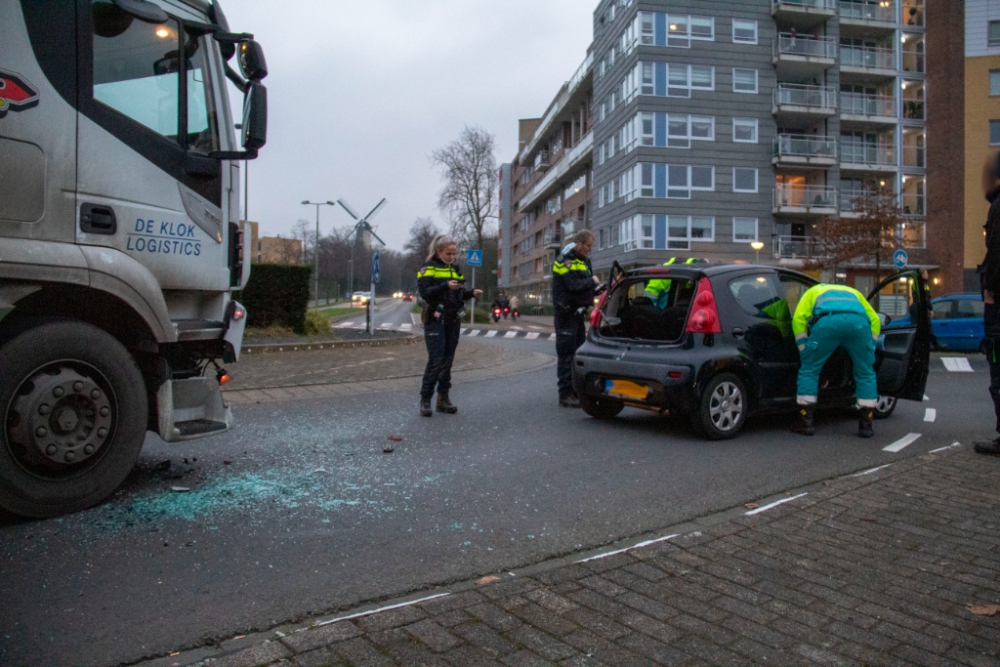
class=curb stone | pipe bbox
[242,334,423,355]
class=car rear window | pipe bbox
[597,274,698,343]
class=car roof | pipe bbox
[625,263,815,282]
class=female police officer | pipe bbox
[417,235,482,417]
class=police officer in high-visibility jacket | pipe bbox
[553,230,600,408]
[792,284,882,438]
[645,258,706,309]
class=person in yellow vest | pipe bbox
[644,258,706,309]
[792,284,881,438]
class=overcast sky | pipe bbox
[222,0,594,252]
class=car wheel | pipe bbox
[0,320,148,518]
[692,373,747,440]
[873,395,897,420]
[579,394,624,420]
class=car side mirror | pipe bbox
[238,40,268,81]
[241,82,268,151]
[879,313,892,328]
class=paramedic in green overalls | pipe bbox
[792,284,882,438]
[644,258,706,309]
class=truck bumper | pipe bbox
[156,377,233,442]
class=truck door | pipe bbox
[77,0,237,295]
[868,270,931,401]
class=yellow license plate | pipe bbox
[604,380,649,400]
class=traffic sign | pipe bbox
[893,249,908,269]
[467,249,483,267]
[371,252,381,283]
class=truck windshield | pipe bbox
[92,1,220,153]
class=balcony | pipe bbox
[840,0,896,27]
[773,185,839,215]
[773,84,837,117]
[534,151,551,172]
[772,0,837,29]
[840,45,896,76]
[773,134,838,167]
[521,131,593,211]
[840,92,896,123]
[841,144,897,170]
[774,235,828,261]
[774,34,837,77]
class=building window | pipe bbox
[989,20,1000,47]
[733,68,759,94]
[635,163,714,199]
[637,12,714,48]
[630,112,714,149]
[733,217,759,242]
[991,70,1000,96]
[599,227,607,250]
[669,216,715,249]
[733,118,758,143]
[733,167,758,193]
[732,19,758,45]
[991,120,1000,147]
[633,61,715,99]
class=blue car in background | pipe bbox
[888,293,984,352]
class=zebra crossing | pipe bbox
[332,319,554,341]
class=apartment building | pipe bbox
[242,221,304,265]
[505,60,594,305]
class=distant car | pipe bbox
[392,291,403,299]
[351,292,370,304]
[573,265,931,440]
[888,293,984,352]
[403,293,415,302]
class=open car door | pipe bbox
[868,270,932,401]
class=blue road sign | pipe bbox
[372,252,381,283]
[893,249,908,269]
[467,249,483,267]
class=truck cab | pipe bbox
[0,0,268,517]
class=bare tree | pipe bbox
[290,219,315,265]
[811,180,905,287]
[270,234,303,264]
[404,218,441,257]
[431,126,498,254]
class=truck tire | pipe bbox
[0,320,148,518]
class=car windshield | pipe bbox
[598,273,698,343]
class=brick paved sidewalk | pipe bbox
[148,449,1000,667]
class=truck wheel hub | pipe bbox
[8,366,114,467]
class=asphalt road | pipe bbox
[334,297,417,332]
[0,338,993,667]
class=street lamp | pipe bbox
[751,241,765,264]
[302,200,337,305]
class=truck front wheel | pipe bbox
[0,320,148,518]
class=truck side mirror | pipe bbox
[241,83,268,151]
[238,40,268,81]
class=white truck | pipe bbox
[0,0,268,517]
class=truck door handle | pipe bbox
[80,203,117,235]
[732,328,745,339]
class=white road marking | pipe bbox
[576,534,678,563]
[942,357,973,372]
[504,331,518,339]
[744,493,808,516]
[467,330,481,336]
[929,442,962,454]
[923,394,930,401]
[461,329,469,335]
[884,433,922,453]
[400,323,412,331]
[343,321,358,327]
[485,330,498,338]
[853,464,892,477]
[924,408,937,422]
[529,325,542,330]
[525,332,540,340]
[511,326,524,331]
[310,593,450,628]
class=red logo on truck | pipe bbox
[0,70,39,118]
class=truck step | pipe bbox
[174,419,228,437]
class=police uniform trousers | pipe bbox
[555,310,586,399]
[984,302,1000,434]
[797,313,878,407]
[421,317,462,399]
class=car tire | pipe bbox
[579,394,624,420]
[873,395,897,420]
[0,320,148,518]
[692,373,748,441]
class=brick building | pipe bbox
[242,221,304,265]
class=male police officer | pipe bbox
[553,230,600,407]
[792,283,881,437]
[644,258,705,309]
[975,152,1000,456]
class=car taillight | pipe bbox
[685,278,722,334]
[590,290,609,329]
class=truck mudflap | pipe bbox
[156,377,233,442]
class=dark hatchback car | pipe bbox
[572,264,932,439]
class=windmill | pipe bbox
[337,198,387,296]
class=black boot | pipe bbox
[559,394,581,408]
[420,396,433,417]
[858,409,875,439]
[792,406,815,436]
[974,438,1000,456]
[436,391,458,414]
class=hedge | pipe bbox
[236,263,313,333]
